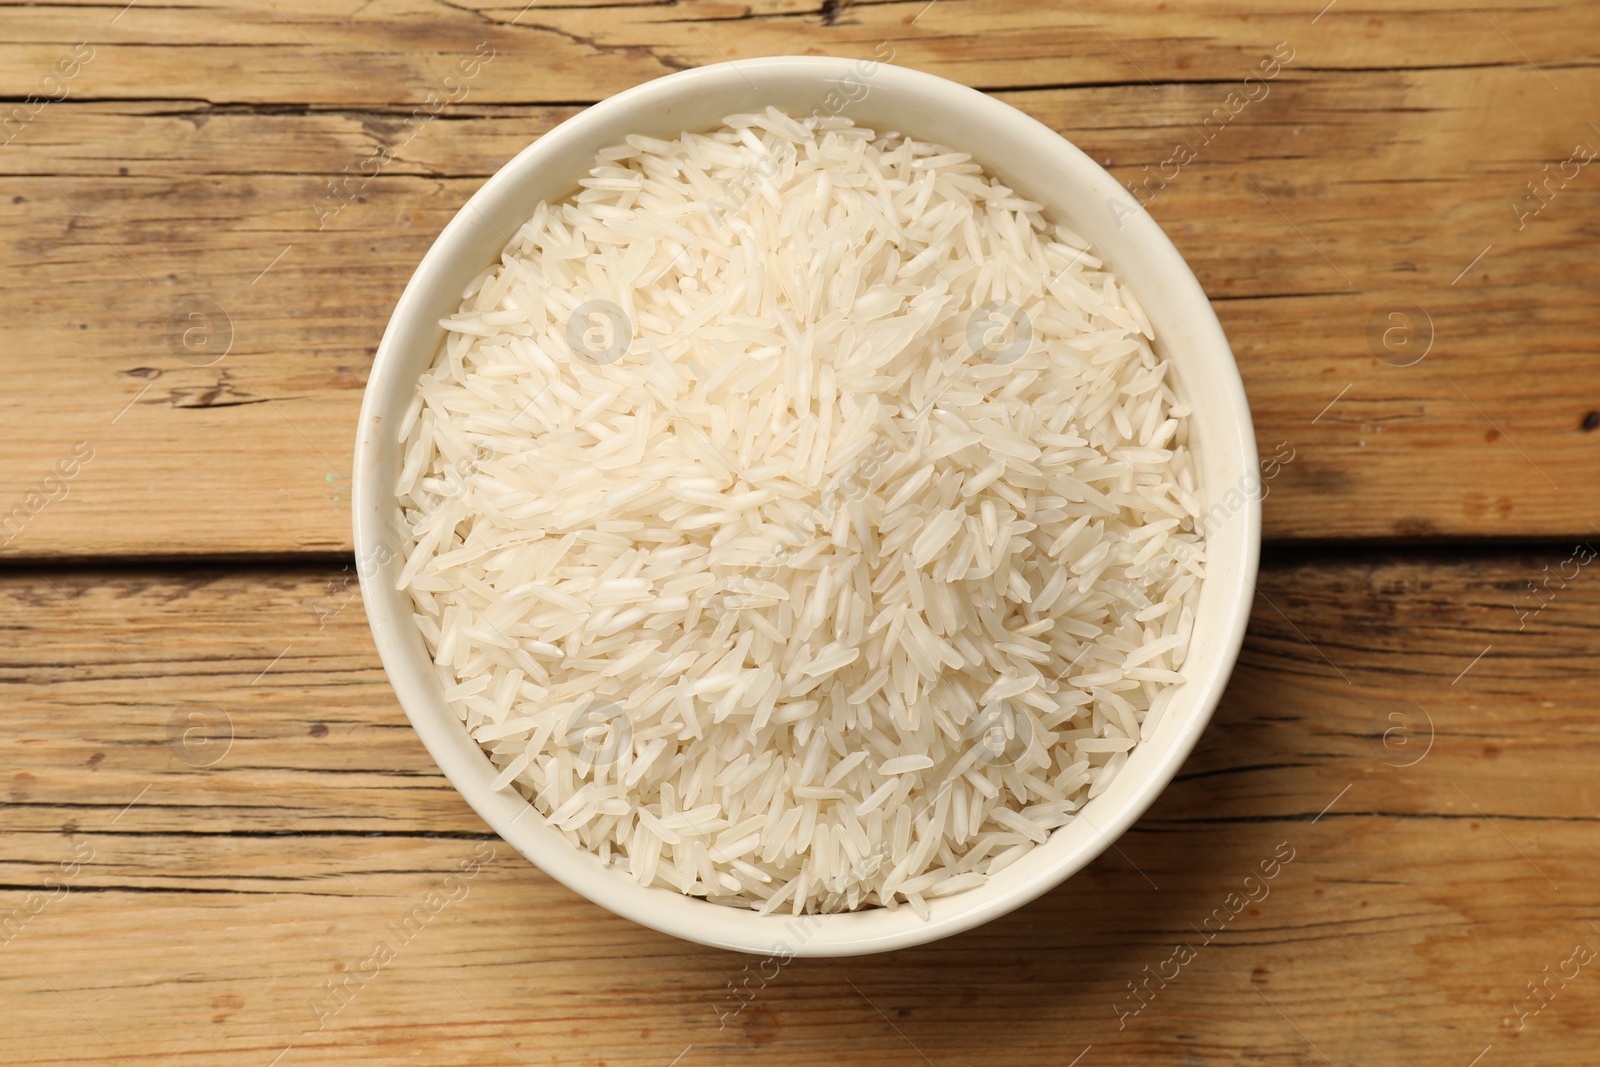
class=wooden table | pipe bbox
[3,3,1597,1064]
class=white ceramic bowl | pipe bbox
[354,55,1259,957]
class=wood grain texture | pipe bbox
[3,3,1600,556]
[1,0,1596,104]
[4,5,1597,1065]
[3,555,1597,1065]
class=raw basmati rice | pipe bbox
[395,109,1205,915]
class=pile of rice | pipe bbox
[395,109,1204,917]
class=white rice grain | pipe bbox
[396,110,1206,916]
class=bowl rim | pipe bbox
[354,54,1261,957]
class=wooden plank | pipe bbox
[2,555,1597,1064]
[5,58,1600,556]
[3,2,1598,557]
[2,0,1593,107]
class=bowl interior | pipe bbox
[354,55,1260,957]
